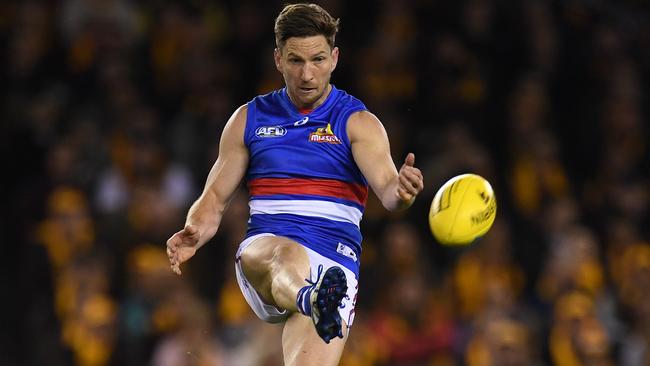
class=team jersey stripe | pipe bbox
[250,194,365,211]
[249,199,362,226]
[248,178,368,206]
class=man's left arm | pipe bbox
[347,111,424,212]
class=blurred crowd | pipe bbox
[2,0,649,365]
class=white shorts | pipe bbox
[234,233,359,328]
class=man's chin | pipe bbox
[289,87,324,108]
[298,95,320,107]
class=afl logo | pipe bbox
[256,126,287,138]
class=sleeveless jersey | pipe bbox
[244,86,368,276]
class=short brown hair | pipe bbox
[274,3,340,50]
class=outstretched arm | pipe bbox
[347,111,424,212]
[167,105,249,274]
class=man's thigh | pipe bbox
[238,234,310,307]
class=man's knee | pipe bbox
[240,242,272,283]
[240,238,310,308]
[270,241,309,269]
[240,238,308,278]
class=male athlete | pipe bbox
[166,3,424,365]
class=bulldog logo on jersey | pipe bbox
[309,123,341,144]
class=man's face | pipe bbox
[275,35,338,109]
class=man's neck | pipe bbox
[288,84,332,111]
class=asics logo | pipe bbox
[294,116,309,126]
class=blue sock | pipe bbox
[296,285,312,316]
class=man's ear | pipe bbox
[274,48,282,72]
[331,46,339,72]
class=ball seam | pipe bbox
[447,178,471,242]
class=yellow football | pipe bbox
[429,174,497,245]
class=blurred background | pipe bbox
[2,0,649,365]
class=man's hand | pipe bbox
[397,153,424,204]
[166,225,200,275]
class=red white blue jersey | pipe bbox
[244,86,368,276]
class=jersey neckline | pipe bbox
[280,85,340,117]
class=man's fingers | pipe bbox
[169,248,181,275]
[399,175,420,195]
[400,169,423,189]
[167,248,177,264]
[397,186,414,202]
[400,169,424,191]
[167,229,192,275]
[171,264,182,275]
[167,230,185,249]
[400,165,423,179]
[404,153,415,167]
[397,153,423,201]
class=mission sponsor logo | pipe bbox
[309,123,341,144]
[255,126,287,138]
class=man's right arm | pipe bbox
[167,104,249,274]
[185,104,249,248]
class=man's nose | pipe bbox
[301,63,315,81]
